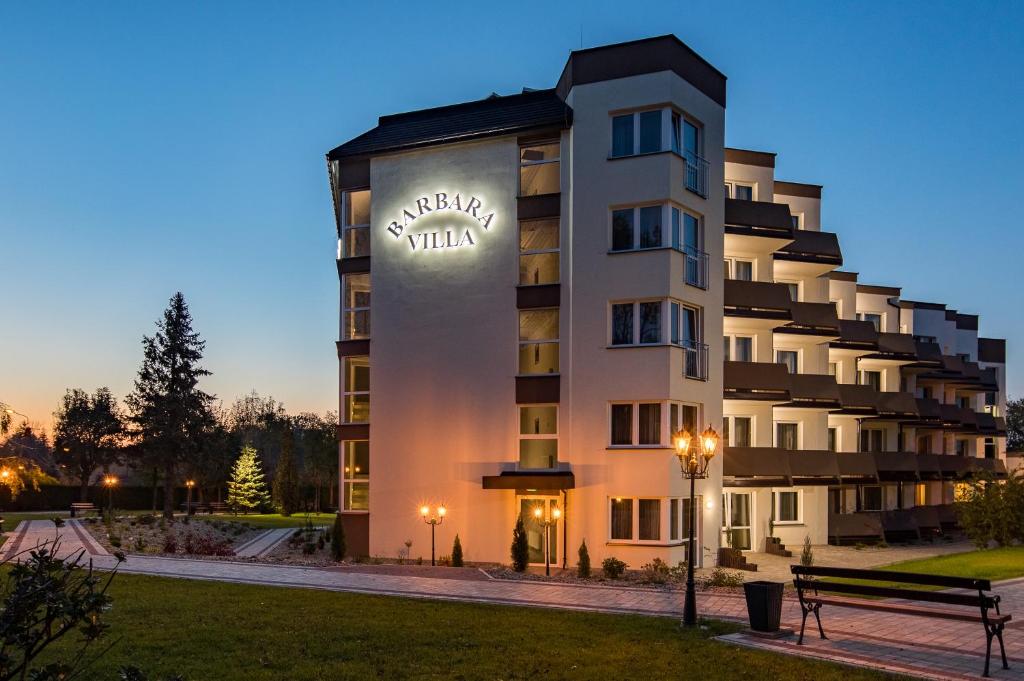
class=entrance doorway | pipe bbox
[722,492,753,550]
[519,497,559,566]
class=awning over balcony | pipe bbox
[723,447,790,486]
[481,471,575,491]
[912,341,943,366]
[873,452,920,481]
[724,361,792,401]
[915,453,944,480]
[873,333,918,360]
[835,384,879,414]
[973,458,1008,478]
[836,452,879,483]
[784,373,842,408]
[774,229,843,265]
[724,199,796,240]
[829,512,884,541]
[781,302,841,336]
[831,319,878,350]
[873,391,920,418]
[724,280,792,319]
[788,450,841,484]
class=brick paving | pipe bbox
[1,520,1019,678]
[233,528,294,558]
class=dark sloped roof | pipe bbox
[327,89,572,160]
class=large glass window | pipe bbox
[639,205,662,249]
[342,440,369,511]
[861,485,883,511]
[776,350,798,374]
[519,219,559,285]
[775,490,800,523]
[342,356,369,424]
[611,209,635,251]
[860,428,885,453]
[611,115,634,158]
[611,303,634,345]
[342,273,370,340]
[518,309,559,374]
[638,110,662,154]
[776,422,798,450]
[638,499,661,540]
[610,404,633,445]
[341,189,370,258]
[725,259,753,281]
[520,143,560,196]
[639,302,662,344]
[610,498,633,540]
[730,416,752,447]
[519,405,558,469]
[638,403,662,445]
[611,301,664,346]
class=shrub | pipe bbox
[640,557,670,584]
[317,534,325,551]
[183,533,196,554]
[133,536,146,552]
[955,470,1024,547]
[138,514,155,526]
[189,535,233,556]
[109,535,122,548]
[602,557,627,579]
[703,566,744,588]
[331,513,346,561]
[162,533,178,554]
[577,540,591,578]
[800,535,814,568]
[451,534,464,567]
[511,517,529,572]
[438,554,451,566]
[302,542,316,555]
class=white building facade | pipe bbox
[326,35,1008,565]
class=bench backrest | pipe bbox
[791,564,991,591]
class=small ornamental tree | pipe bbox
[451,534,464,567]
[511,517,529,572]
[226,446,270,514]
[800,535,814,567]
[272,429,301,516]
[331,512,346,561]
[577,540,591,578]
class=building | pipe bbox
[325,35,1008,566]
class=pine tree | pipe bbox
[511,517,529,572]
[272,427,301,516]
[126,293,215,518]
[331,512,346,561]
[451,534,464,567]
[800,534,814,567]
[577,539,591,578]
[227,446,270,514]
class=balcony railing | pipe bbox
[679,245,709,289]
[679,340,709,381]
[684,151,709,199]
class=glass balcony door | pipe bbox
[519,497,559,566]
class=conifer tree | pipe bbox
[511,517,529,572]
[227,446,270,514]
[577,539,591,578]
[331,512,346,561]
[451,534,464,567]
[272,427,301,516]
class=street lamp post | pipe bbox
[420,505,446,566]
[185,479,195,520]
[103,475,118,518]
[532,505,562,576]
[673,424,720,627]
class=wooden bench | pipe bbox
[180,501,211,515]
[208,502,229,514]
[69,502,97,517]
[792,565,1012,677]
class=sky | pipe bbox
[1,1,1022,431]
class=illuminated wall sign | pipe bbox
[386,192,495,251]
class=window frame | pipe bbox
[608,400,667,447]
[340,189,371,259]
[773,489,803,525]
[519,141,561,197]
[610,299,667,347]
[607,495,698,547]
[861,485,883,512]
[774,421,800,450]
[342,440,369,512]
[724,257,754,281]
[856,311,884,332]
[518,308,560,375]
[341,355,370,425]
[518,218,560,286]
[775,348,800,374]
[723,415,754,447]
[724,334,755,363]
[341,273,371,340]
[518,404,559,470]
[724,181,756,201]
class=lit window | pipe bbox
[519,405,557,469]
[340,189,371,258]
[342,356,369,424]
[639,499,661,540]
[610,498,633,540]
[520,143,560,196]
[342,441,369,511]
[342,273,370,340]
[518,309,559,374]
[519,219,559,285]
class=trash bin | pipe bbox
[743,580,784,632]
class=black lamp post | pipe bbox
[673,424,719,627]
[532,505,561,576]
[103,475,118,518]
[185,479,195,521]
[420,505,446,566]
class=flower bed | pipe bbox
[80,514,263,557]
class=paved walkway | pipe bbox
[233,528,294,558]
[746,541,976,581]
[1,521,1019,679]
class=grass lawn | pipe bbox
[33,572,895,681]
[828,546,1024,593]
[201,512,336,528]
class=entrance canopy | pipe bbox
[482,471,575,491]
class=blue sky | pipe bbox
[1,1,1022,429]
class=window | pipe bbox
[611,300,663,346]
[827,427,838,452]
[828,362,838,378]
[611,205,671,252]
[340,189,370,258]
[638,110,662,154]
[776,422,798,450]
[519,309,559,374]
[520,142,560,196]
[639,206,662,249]
[519,219,559,285]
[342,440,369,511]
[639,499,661,540]
[776,350,798,374]
[610,401,663,446]
[610,109,670,157]
[724,416,752,447]
[857,312,883,332]
[670,403,699,437]
[917,435,930,454]
[779,281,800,302]
[861,485,883,512]
[984,438,997,459]
[670,498,680,541]
[725,336,753,363]
[775,490,801,523]
[859,370,882,391]
[519,406,558,469]
[725,182,754,200]
[725,258,753,281]
[915,483,928,506]
[342,273,370,340]
[342,356,369,423]
[861,428,884,453]
[611,115,634,157]
[670,112,682,154]
[611,209,635,251]
[955,439,968,457]
[610,498,633,540]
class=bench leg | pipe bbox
[984,629,993,677]
[997,625,1009,670]
[813,604,827,641]
[798,607,808,645]
[797,602,826,644]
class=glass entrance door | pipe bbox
[721,492,752,550]
[519,497,559,565]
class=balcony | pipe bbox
[684,151,709,198]
[680,245,709,289]
[680,340,709,381]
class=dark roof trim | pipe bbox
[827,271,859,282]
[857,283,901,296]
[556,34,727,107]
[774,180,822,199]
[482,471,575,491]
[725,147,776,167]
[978,338,1006,364]
[900,300,946,311]
[956,314,979,331]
